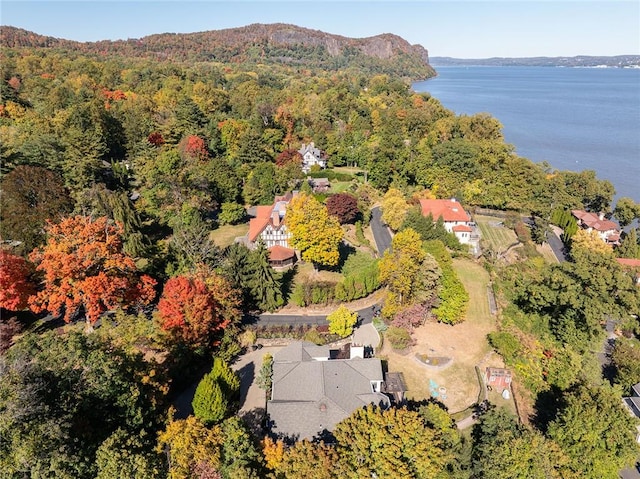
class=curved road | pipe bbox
[370,206,392,256]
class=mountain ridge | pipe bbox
[0,24,435,79]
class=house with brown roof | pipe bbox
[246,192,297,268]
[267,341,390,441]
[571,210,621,245]
[298,142,327,173]
[419,198,474,244]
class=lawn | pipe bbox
[381,258,500,413]
[209,223,249,248]
[474,215,518,253]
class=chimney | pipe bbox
[272,210,280,227]
[598,212,604,220]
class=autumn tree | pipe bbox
[326,193,360,224]
[0,250,34,311]
[379,228,441,315]
[333,405,451,479]
[381,188,410,231]
[327,305,358,338]
[0,165,73,253]
[28,216,156,326]
[286,192,343,269]
[274,440,338,479]
[157,416,224,479]
[275,148,303,167]
[547,383,639,478]
[157,270,241,350]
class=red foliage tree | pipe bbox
[180,135,209,161]
[147,132,165,146]
[326,193,360,224]
[28,216,156,325]
[275,149,302,167]
[391,303,432,333]
[157,270,240,349]
[0,251,34,311]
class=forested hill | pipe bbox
[0,24,435,79]
[431,55,640,68]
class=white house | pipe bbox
[571,210,621,245]
[298,142,327,173]
[246,192,297,267]
[419,198,473,244]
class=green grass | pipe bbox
[327,181,354,194]
[452,258,493,328]
[474,215,518,253]
[209,223,249,248]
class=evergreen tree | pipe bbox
[618,228,640,259]
[247,241,284,312]
[192,373,228,425]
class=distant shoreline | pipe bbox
[430,55,640,68]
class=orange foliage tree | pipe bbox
[0,250,35,311]
[157,270,241,349]
[28,216,156,325]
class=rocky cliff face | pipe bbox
[1,24,434,79]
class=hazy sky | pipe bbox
[2,1,639,58]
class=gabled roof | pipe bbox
[247,194,296,242]
[269,245,296,262]
[571,210,619,232]
[419,199,470,223]
[268,341,389,441]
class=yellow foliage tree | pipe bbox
[157,416,224,479]
[381,188,410,231]
[571,228,613,256]
[262,436,285,471]
[327,305,358,338]
[286,192,343,268]
[379,228,440,314]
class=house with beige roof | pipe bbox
[266,341,389,441]
[571,210,621,246]
[419,198,474,245]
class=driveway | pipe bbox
[233,345,283,414]
[546,228,567,262]
[370,206,392,256]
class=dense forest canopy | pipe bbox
[1,24,640,479]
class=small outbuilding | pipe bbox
[485,367,512,390]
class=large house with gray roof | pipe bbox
[266,341,389,441]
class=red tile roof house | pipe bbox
[246,192,297,268]
[616,258,640,285]
[571,210,621,246]
[419,198,474,245]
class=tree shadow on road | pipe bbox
[236,361,255,408]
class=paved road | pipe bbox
[252,303,380,326]
[370,206,392,256]
[546,229,567,262]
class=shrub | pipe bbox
[327,305,358,338]
[386,326,415,350]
